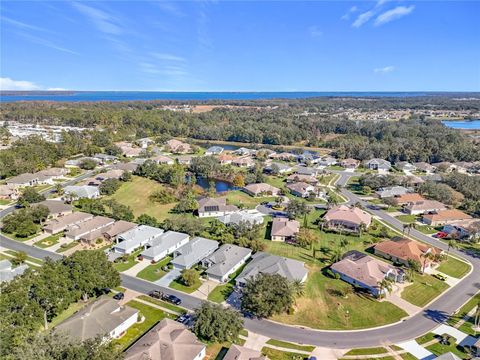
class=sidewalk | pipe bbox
[122,260,151,276]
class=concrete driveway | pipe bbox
[155,268,180,287]
[395,340,434,360]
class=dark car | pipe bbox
[113,292,124,300]
[163,294,182,305]
[149,290,163,299]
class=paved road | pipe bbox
[1,170,479,348]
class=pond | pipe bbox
[197,141,242,151]
[193,176,238,193]
[442,119,480,130]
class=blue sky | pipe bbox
[1,1,479,91]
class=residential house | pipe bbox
[330,251,404,297]
[434,353,461,360]
[6,173,39,187]
[218,154,235,165]
[375,186,409,199]
[113,225,164,254]
[65,157,99,168]
[323,205,372,232]
[64,185,100,199]
[197,197,239,218]
[218,211,264,228]
[0,184,19,200]
[294,166,319,177]
[43,212,94,234]
[403,200,447,215]
[422,209,472,226]
[123,318,206,360]
[432,162,456,173]
[286,174,318,184]
[37,200,72,218]
[151,155,174,165]
[93,153,117,164]
[395,161,417,172]
[137,137,153,149]
[264,162,292,174]
[223,345,268,360]
[374,238,443,270]
[113,162,138,172]
[297,150,320,164]
[234,147,256,156]
[414,162,436,174]
[442,220,480,241]
[205,146,224,156]
[165,139,192,154]
[36,167,69,181]
[399,175,425,187]
[115,142,143,158]
[318,156,337,167]
[269,152,296,161]
[102,220,137,242]
[201,244,252,282]
[453,162,473,174]
[286,182,315,198]
[232,157,256,168]
[243,183,280,197]
[0,259,29,283]
[65,216,115,241]
[176,155,193,165]
[141,231,190,262]
[55,296,138,342]
[393,193,425,205]
[236,252,308,286]
[171,237,219,269]
[340,158,360,169]
[364,158,392,172]
[271,217,300,242]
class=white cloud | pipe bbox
[309,26,323,38]
[341,5,358,20]
[0,77,41,91]
[1,16,50,33]
[151,53,186,62]
[375,6,415,26]
[16,32,79,55]
[156,1,185,17]
[47,87,67,91]
[72,2,123,35]
[352,10,375,28]
[374,66,395,74]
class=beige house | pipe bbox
[65,216,115,241]
[271,217,300,242]
[243,183,280,197]
[0,184,19,200]
[43,212,94,234]
[403,200,447,215]
[340,158,360,169]
[197,197,238,218]
[165,139,192,154]
[124,318,206,360]
[323,205,372,232]
[422,209,472,226]
[37,200,72,218]
[224,345,268,360]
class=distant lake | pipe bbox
[0,91,455,102]
[193,176,237,193]
[198,142,241,151]
[442,120,480,130]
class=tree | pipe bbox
[172,191,198,213]
[18,187,45,205]
[30,205,50,224]
[64,250,120,301]
[232,174,245,188]
[421,252,434,273]
[54,183,64,196]
[377,278,394,298]
[161,216,205,236]
[180,269,199,287]
[12,251,27,266]
[120,171,132,182]
[15,219,38,238]
[286,199,310,219]
[407,259,421,273]
[105,144,122,156]
[193,302,243,342]
[99,178,121,195]
[241,273,294,318]
[79,158,97,170]
[296,228,315,249]
[136,213,158,227]
[290,279,305,305]
[446,239,459,257]
[329,249,343,264]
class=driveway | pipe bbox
[155,268,181,287]
[191,279,218,300]
[432,324,478,346]
[122,260,151,276]
[394,340,434,360]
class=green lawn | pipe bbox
[34,233,63,249]
[225,190,276,209]
[207,262,248,303]
[169,270,203,293]
[346,176,372,196]
[137,295,185,314]
[447,294,480,336]
[265,339,315,352]
[415,332,436,345]
[401,273,449,307]
[113,248,143,272]
[108,176,177,221]
[56,241,79,253]
[414,225,438,235]
[400,353,419,360]
[4,250,43,266]
[1,230,41,242]
[0,199,12,205]
[261,347,309,360]
[425,340,469,359]
[436,257,470,278]
[396,215,417,223]
[344,347,388,356]
[271,266,408,330]
[112,300,175,351]
[136,257,172,282]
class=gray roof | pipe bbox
[171,237,219,268]
[36,200,72,215]
[267,162,291,172]
[55,296,138,342]
[236,252,308,285]
[198,197,238,214]
[435,353,461,360]
[0,260,29,282]
[204,244,252,278]
[294,166,317,176]
[142,231,190,259]
[223,344,267,360]
[217,211,264,227]
[206,146,224,154]
[6,173,38,185]
[365,158,391,169]
[375,186,409,198]
[64,185,99,199]
[116,225,164,251]
[65,216,115,238]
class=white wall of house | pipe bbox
[109,311,138,339]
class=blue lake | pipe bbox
[192,176,237,193]
[442,120,480,130]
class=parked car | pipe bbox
[148,290,163,299]
[433,232,448,238]
[113,292,124,300]
[433,273,447,281]
[163,294,182,305]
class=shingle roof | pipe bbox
[271,218,300,237]
[404,200,447,212]
[43,212,93,233]
[243,183,279,195]
[324,205,372,227]
[64,185,99,198]
[223,345,267,360]
[115,225,164,251]
[198,197,238,214]
[65,216,115,238]
[141,231,190,259]
[374,238,442,263]
[204,244,252,278]
[171,237,219,268]
[422,209,472,223]
[36,200,72,215]
[217,211,264,227]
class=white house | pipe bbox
[113,225,164,254]
[141,231,190,262]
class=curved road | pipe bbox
[1,170,478,348]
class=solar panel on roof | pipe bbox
[204,205,219,212]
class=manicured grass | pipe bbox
[137,295,185,314]
[225,190,276,209]
[108,176,176,221]
[425,340,469,359]
[447,294,480,336]
[49,299,92,329]
[396,214,417,223]
[261,347,309,360]
[136,256,172,282]
[34,233,63,249]
[56,241,79,253]
[208,282,235,303]
[441,239,480,258]
[113,300,175,351]
[239,329,248,337]
[0,199,12,205]
[113,248,143,272]
[345,347,388,355]
[169,270,203,293]
[436,256,470,278]
[346,176,372,196]
[415,332,436,345]
[271,266,408,330]
[414,225,437,235]
[1,230,41,242]
[400,353,419,360]
[266,339,315,352]
[4,250,44,265]
[401,273,449,307]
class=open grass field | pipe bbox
[401,273,449,307]
[436,256,470,278]
[396,215,417,223]
[108,176,177,221]
[271,266,408,330]
[136,257,172,282]
[225,190,276,208]
[34,233,62,249]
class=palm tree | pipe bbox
[330,249,343,264]
[377,277,394,298]
[421,252,434,273]
[290,280,305,305]
[446,239,459,258]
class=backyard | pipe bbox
[225,190,276,208]
[401,273,450,307]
